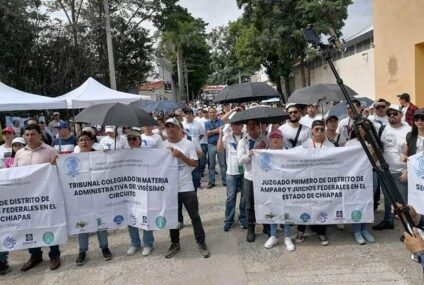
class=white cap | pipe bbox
[105,126,116,133]
[285,103,297,110]
[164,118,180,127]
[387,104,402,112]
[12,137,25,145]
[81,127,95,136]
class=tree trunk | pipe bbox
[300,57,307,87]
[176,46,185,102]
[275,76,284,102]
[284,77,291,103]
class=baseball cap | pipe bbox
[105,126,116,133]
[12,137,25,145]
[414,108,424,117]
[397,93,410,101]
[325,115,339,123]
[127,130,141,137]
[269,129,283,138]
[55,120,70,129]
[81,127,95,136]
[386,104,402,113]
[2,127,15,134]
[53,111,60,116]
[165,118,180,127]
[285,103,297,110]
[311,120,325,129]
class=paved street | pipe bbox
[1,175,423,285]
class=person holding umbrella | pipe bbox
[99,126,129,150]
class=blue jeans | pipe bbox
[128,226,154,248]
[78,231,108,253]
[383,172,408,223]
[352,223,370,233]
[199,144,208,174]
[270,224,291,237]
[225,174,246,226]
[208,144,226,185]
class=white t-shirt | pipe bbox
[368,114,388,132]
[195,117,209,144]
[301,138,335,149]
[223,132,244,176]
[73,142,103,153]
[416,136,424,153]
[300,114,323,128]
[0,144,12,160]
[380,124,411,172]
[99,135,129,150]
[278,123,311,149]
[183,120,205,149]
[141,133,162,148]
[336,117,354,140]
[163,138,198,192]
[237,133,269,181]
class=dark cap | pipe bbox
[325,115,338,123]
[311,120,325,129]
[397,93,410,101]
[414,108,424,117]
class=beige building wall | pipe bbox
[291,48,375,99]
[374,0,424,107]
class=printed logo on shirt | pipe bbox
[383,133,397,147]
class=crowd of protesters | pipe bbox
[1,92,424,275]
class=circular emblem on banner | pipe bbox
[319,211,328,223]
[113,215,124,225]
[351,210,362,222]
[43,231,55,245]
[419,157,424,171]
[259,153,272,171]
[300,213,311,223]
[155,216,167,229]
[64,156,80,177]
[3,237,16,249]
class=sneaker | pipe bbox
[198,242,210,258]
[336,224,345,230]
[102,247,113,261]
[0,261,10,275]
[354,232,366,245]
[284,237,295,251]
[165,242,180,258]
[223,223,233,232]
[362,230,376,243]
[264,236,278,249]
[76,252,86,266]
[206,183,215,189]
[142,247,153,256]
[319,235,329,246]
[295,232,305,243]
[372,221,394,230]
[127,246,141,255]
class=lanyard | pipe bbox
[231,132,243,150]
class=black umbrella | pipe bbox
[288,83,357,105]
[327,97,374,119]
[213,82,280,103]
[75,102,157,126]
[142,100,181,113]
[229,107,289,124]
[129,99,154,110]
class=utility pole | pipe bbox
[104,0,117,90]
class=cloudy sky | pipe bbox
[179,0,373,37]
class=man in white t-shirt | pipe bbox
[217,121,246,232]
[279,105,311,149]
[163,118,210,259]
[368,99,389,131]
[336,99,362,141]
[195,109,209,177]
[183,108,205,150]
[141,125,162,148]
[0,127,15,161]
[373,104,411,231]
[99,126,129,150]
[300,104,323,128]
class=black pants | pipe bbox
[170,191,205,244]
[243,179,256,227]
[297,225,326,236]
[29,246,60,259]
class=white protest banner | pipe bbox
[57,148,178,235]
[408,153,424,215]
[252,146,374,225]
[0,164,67,251]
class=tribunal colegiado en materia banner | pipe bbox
[252,146,374,225]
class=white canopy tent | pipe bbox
[57,77,151,109]
[0,82,67,111]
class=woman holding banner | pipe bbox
[345,125,377,245]
[404,108,424,160]
[126,130,155,257]
[74,132,112,266]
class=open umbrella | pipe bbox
[213,82,280,103]
[229,107,289,124]
[288,83,357,105]
[327,97,374,119]
[142,100,181,113]
[75,102,157,126]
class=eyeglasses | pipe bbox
[313,127,325,132]
[375,105,386,110]
[127,137,139,141]
[387,112,399,117]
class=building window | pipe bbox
[362,39,371,50]
[344,45,355,57]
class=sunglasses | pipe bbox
[127,137,139,141]
[415,116,424,121]
[375,105,386,110]
[387,112,399,117]
[288,111,299,115]
[313,127,325,132]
